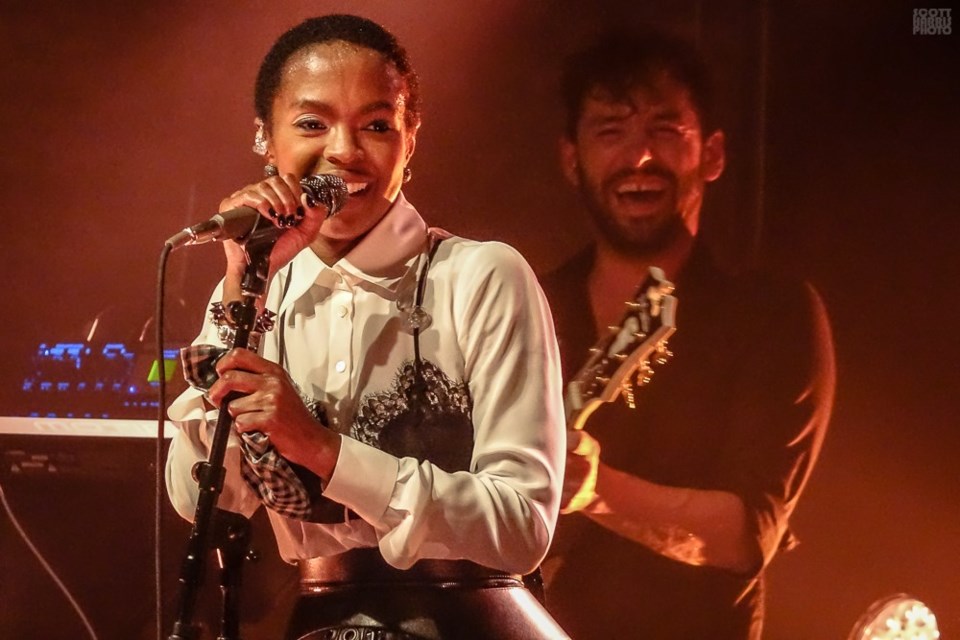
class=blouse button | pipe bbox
[337,305,349,318]
[335,360,347,373]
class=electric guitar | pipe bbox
[561,266,677,513]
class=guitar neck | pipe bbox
[563,266,677,431]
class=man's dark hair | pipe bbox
[561,28,715,138]
[254,14,421,128]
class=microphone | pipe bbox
[165,174,348,249]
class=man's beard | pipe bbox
[577,166,688,257]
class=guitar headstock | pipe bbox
[566,266,677,428]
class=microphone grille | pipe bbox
[300,174,348,216]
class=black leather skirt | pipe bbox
[287,548,568,640]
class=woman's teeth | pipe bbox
[346,182,368,195]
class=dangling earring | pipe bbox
[253,119,268,156]
[264,164,279,177]
[402,166,413,184]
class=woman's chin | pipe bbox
[318,207,385,243]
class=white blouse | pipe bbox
[165,194,565,574]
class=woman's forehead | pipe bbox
[269,42,407,119]
[280,42,404,91]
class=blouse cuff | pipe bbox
[323,435,399,526]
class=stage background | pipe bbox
[1,1,957,638]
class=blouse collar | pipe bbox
[274,193,429,314]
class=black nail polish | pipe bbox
[268,208,278,218]
[295,206,305,218]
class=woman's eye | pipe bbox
[367,119,393,133]
[296,120,326,132]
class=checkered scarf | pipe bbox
[180,344,323,520]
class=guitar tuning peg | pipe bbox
[620,380,636,409]
[589,347,603,354]
[613,353,628,361]
[635,366,653,386]
[595,375,610,385]
[607,325,621,333]
[632,332,648,340]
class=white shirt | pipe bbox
[165,194,565,574]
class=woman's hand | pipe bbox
[217,172,328,301]
[207,348,341,482]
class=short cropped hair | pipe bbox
[254,14,421,128]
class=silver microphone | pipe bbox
[165,174,348,249]
[300,174,348,213]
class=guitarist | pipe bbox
[540,29,836,639]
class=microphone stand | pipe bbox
[168,222,279,640]
[213,510,252,640]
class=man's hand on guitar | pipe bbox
[561,429,602,514]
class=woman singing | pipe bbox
[165,14,567,639]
